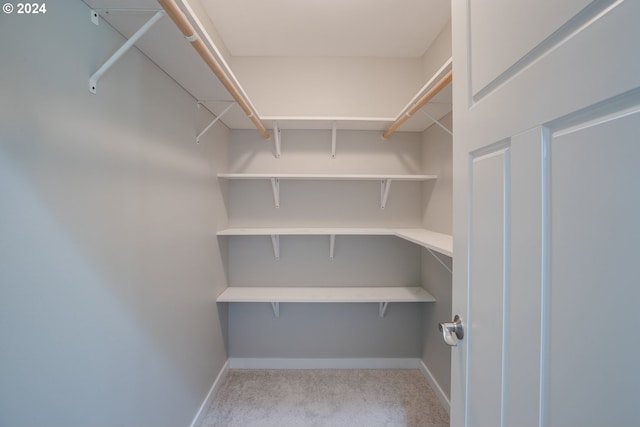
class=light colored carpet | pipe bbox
[199,369,449,427]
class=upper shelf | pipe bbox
[86,4,452,134]
[218,173,436,209]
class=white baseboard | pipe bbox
[189,360,229,427]
[228,357,422,370]
[419,360,450,414]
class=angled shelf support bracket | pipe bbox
[273,121,282,158]
[380,179,393,209]
[427,248,452,274]
[270,178,280,208]
[89,10,164,94]
[331,121,337,158]
[197,102,235,143]
[271,302,280,318]
[270,234,280,260]
[379,302,389,318]
[329,234,336,260]
[420,109,453,136]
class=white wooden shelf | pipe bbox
[217,173,436,209]
[218,173,436,181]
[217,286,436,317]
[217,227,452,259]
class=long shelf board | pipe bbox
[217,227,453,257]
[218,173,437,181]
[217,286,435,303]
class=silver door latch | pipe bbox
[438,315,464,346]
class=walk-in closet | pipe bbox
[3,1,639,427]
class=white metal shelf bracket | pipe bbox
[89,10,164,94]
[270,234,280,260]
[271,302,280,318]
[197,102,234,143]
[379,302,389,317]
[427,248,452,274]
[380,179,392,209]
[331,121,337,158]
[420,109,453,136]
[329,234,336,260]
[273,121,282,158]
[270,178,280,208]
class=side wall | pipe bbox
[421,113,454,399]
[223,129,425,358]
[421,20,453,83]
[0,4,228,427]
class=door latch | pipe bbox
[438,315,464,346]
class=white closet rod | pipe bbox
[157,0,270,140]
[382,70,453,139]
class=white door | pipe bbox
[450,1,640,426]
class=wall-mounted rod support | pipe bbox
[157,0,270,139]
[273,121,281,158]
[197,102,234,143]
[420,109,453,136]
[331,121,337,158]
[89,10,165,93]
[382,70,452,139]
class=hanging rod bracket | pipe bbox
[420,109,453,136]
[89,10,165,94]
[196,102,235,143]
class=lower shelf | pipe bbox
[216,286,436,318]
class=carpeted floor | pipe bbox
[199,369,449,427]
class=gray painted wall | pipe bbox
[421,113,454,398]
[224,129,426,358]
[0,3,229,427]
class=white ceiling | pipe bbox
[200,0,451,57]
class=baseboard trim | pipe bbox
[228,357,423,370]
[419,360,450,414]
[189,360,229,427]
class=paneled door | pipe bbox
[451,1,640,426]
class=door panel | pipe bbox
[547,105,640,426]
[507,129,545,427]
[468,145,510,426]
[452,0,640,425]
